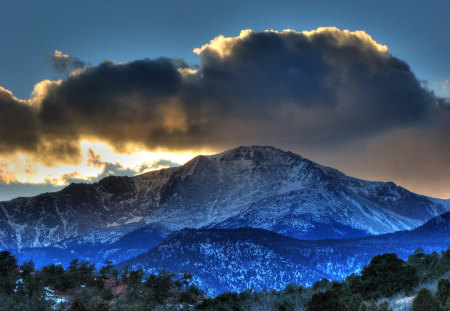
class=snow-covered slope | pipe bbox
[140,146,448,237]
[0,146,448,249]
[122,213,450,296]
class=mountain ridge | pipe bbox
[121,212,450,296]
[0,145,448,250]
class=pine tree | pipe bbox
[307,291,347,311]
[411,288,442,311]
[435,278,450,309]
[348,294,363,311]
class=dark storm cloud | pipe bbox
[0,87,39,153]
[39,58,186,150]
[0,85,81,164]
[193,29,434,143]
[0,28,445,161]
[47,50,86,73]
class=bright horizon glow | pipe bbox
[0,140,212,186]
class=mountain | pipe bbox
[121,212,450,296]
[12,223,171,268]
[1,146,448,250]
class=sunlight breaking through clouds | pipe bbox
[0,140,204,187]
[0,27,448,198]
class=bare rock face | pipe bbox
[0,146,448,250]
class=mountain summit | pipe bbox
[0,146,448,250]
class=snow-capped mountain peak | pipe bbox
[0,146,448,250]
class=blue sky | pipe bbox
[0,0,449,200]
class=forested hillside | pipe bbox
[0,248,448,310]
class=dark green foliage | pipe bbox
[111,269,119,285]
[127,269,144,288]
[181,284,204,304]
[408,248,450,282]
[89,276,105,290]
[100,287,114,301]
[121,265,130,283]
[182,271,193,290]
[411,288,442,311]
[70,296,88,311]
[348,294,363,311]
[307,290,347,311]
[0,251,18,278]
[196,292,241,311]
[366,300,378,311]
[0,294,52,311]
[312,278,330,291]
[0,247,447,311]
[361,300,394,311]
[17,272,45,300]
[68,260,96,289]
[377,301,391,311]
[360,253,418,299]
[0,253,50,310]
[20,261,35,278]
[40,263,72,291]
[144,270,176,303]
[99,260,113,279]
[276,299,295,311]
[435,278,450,308]
[90,301,110,311]
[0,251,18,295]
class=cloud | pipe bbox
[0,144,185,201]
[87,148,103,169]
[47,50,86,73]
[61,149,179,185]
[0,86,39,153]
[362,100,450,196]
[34,28,437,151]
[0,28,448,196]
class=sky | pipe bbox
[0,0,449,200]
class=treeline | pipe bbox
[0,248,448,310]
[0,254,204,310]
[197,248,449,311]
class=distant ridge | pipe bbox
[120,212,450,295]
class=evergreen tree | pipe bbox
[69,296,88,311]
[128,269,144,288]
[99,260,113,279]
[90,302,110,311]
[435,278,450,309]
[111,269,119,285]
[182,271,193,290]
[411,288,442,311]
[121,265,130,283]
[348,294,363,311]
[360,253,418,299]
[377,301,391,311]
[0,251,18,295]
[307,290,347,311]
